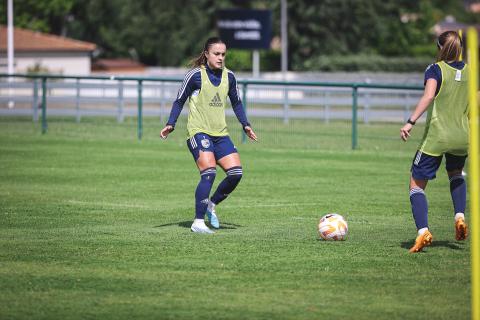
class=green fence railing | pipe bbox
[0,73,424,149]
[235,79,424,149]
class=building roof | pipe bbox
[0,25,96,52]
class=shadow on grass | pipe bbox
[400,239,465,251]
[154,221,242,230]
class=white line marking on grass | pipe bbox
[66,200,335,212]
[67,199,152,208]
[65,199,191,211]
[225,202,323,208]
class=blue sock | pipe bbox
[450,174,466,214]
[195,167,216,219]
[410,187,428,230]
[211,166,243,205]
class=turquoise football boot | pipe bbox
[206,207,220,229]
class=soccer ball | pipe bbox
[318,213,348,241]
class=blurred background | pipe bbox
[2,0,480,75]
[0,0,479,149]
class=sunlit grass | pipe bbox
[0,117,470,319]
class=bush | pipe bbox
[225,49,281,72]
[226,49,252,71]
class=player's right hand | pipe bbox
[400,123,412,142]
[160,125,174,139]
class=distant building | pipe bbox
[432,16,480,37]
[92,58,146,74]
[464,0,480,13]
[0,26,96,75]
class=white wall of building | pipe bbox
[0,52,92,75]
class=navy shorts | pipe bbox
[187,133,237,162]
[411,151,467,180]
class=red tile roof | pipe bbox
[0,25,96,52]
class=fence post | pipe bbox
[324,90,330,124]
[160,81,166,124]
[283,85,289,124]
[41,77,47,134]
[137,80,143,140]
[242,82,248,143]
[32,79,39,122]
[117,80,124,123]
[352,85,358,150]
[75,78,81,123]
[364,89,370,124]
[403,92,410,123]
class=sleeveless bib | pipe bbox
[187,65,230,138]
[418,61,469,156]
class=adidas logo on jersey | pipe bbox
[209,93,223,107]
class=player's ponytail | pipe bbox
[190,37,225,68]
[436,30,463,62]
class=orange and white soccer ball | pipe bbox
[318,213,348,240]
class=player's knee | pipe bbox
[449,173,465,189]
[409,177,427,190]
[447,169,463,178]
[226,166,242,184]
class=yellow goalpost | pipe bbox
[467,27,479,320]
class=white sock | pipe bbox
[193,218,205,225]
[208,201,216,212]
[418,227,429,236]
[455,212,465,222]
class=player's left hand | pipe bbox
[400,123,413,142]
[160,125,174,140]
[244,126,258,141]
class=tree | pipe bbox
[67,0,224,66]
[0,0,75,35]
[1,0,475,71]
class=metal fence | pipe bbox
[0,73,424,149]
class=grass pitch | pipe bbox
[0,117,470,319]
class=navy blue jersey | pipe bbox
[166,64,250,128]
[424,61,465,96]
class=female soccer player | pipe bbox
[400,30,469,253]
[160,37,257,234]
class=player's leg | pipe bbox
[215,152,242,205]
[408,151,441,252]
[445,153,468,240]
[206,136,243,228]
[187,134,217,233]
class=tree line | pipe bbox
[1,0,478,71]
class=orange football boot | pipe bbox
[409,230,433,253]
[455,218,468,241]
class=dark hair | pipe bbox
[436,30,463,62]
[190,37,226,67]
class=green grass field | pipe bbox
[0,117,471,319]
